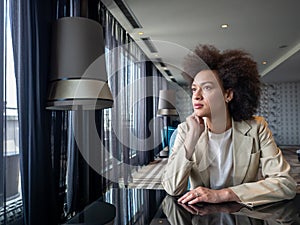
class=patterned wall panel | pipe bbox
[172,84,193,123]
[257,82,300,146]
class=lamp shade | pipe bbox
[47,17,113,110]
[157,90,178,116]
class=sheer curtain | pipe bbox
[100,6,169,224]
[148,63,168,156]
[100,4,167,186]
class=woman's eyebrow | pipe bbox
[192,81,214,86]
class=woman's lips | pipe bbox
[194,103,203,109]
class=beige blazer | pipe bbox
[162,116,297,207]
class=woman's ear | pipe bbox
[225,88,233,103]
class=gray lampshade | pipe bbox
[47,17,113,110]
[157,90,178,116]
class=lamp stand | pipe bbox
[156,89,178,158]
[159,116,170,158]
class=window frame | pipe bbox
[0,0,6,208]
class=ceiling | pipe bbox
[102,0,300,84]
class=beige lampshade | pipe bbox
[47,17,113,110]
[157,90,178,116]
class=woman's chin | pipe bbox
[193,110,206,118]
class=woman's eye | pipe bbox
[203,86,212,91]
[191,88,197,93]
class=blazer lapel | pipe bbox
[232,119,254,185]
[193,125,211,187]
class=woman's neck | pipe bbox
[206,116,232,134]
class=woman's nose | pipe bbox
[193,90,203,100]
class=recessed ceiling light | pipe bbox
[262,61,267,65]
[163,67,168,70]
[138,31,144,35]
[221,24,229,29]
[279,45,288,49]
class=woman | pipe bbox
[161,44,297,207]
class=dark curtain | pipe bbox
[10,0,106,223]
[9,0,58,225]
[65,110,104,215]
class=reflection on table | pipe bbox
[64,187,166,225]
[103,187,166,225]
[63,188,300,225]
[160,194,300,225]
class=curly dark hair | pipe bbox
[182,44,261,121]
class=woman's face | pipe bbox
[192,70,229,120]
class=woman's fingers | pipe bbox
[177,192,190,202]
[191,113,203,124]
[178,190,201,204]
[178,187,225,205]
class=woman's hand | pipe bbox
[184,114,205,160]
[186,113,204,135]
[177,186,240,205]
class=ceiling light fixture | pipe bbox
[138,31,144,35]
[221,24,229,29]
[262,61,268,65]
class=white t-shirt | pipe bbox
[208,128,233,189]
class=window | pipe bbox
[1,1,23,224]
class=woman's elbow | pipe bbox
[161,180,187,196]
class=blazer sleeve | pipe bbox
[229,117,297,207]
[161,123,194,196]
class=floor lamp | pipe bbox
[47,17,113,110]
[157,90,178,158]
[46,17,115,223]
